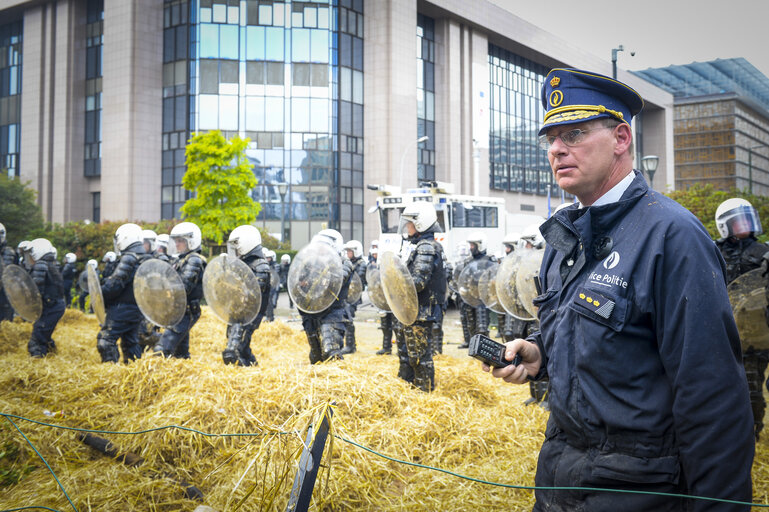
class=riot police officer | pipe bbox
[222,225,271,366]
[397,202,446,392]
[0,223,17,321]
[17,240,32,270]
[97,223,148,363]
[263,249,278,322]
[458,233,494,348]
[156,234,171,259]
[142,229,170,262]
[136,229,169,349]
[371,248,395,356]
[77,259,97,311]
[61,253,78,308]
[341,240,367,355]
[153,222,206,359]
[715,197,769,439]
[297,229,353,363]
[27,238,66,357]
[102,251,118,279]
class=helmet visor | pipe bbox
[719,205,763,237]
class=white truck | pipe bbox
[368,181,546,261]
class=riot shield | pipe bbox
[496,252,536,321]
[379,251,418,326]
[347,272,363,304]
[0,264,42,322]
[78,270,89,292]
[203,254,261,325]
[133,259,187,328]
[288,242,344,314]
[515,248,544,318]
[728,268,769,350]
[87,264,106,326]
[458,259,495,308]
[478,264,506,314]
[365,265,391,311]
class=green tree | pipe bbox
[180,131,260,247]
[666,184,769,242]
[0,174,45,247]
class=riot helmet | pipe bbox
[87,259,98,270]
[169,222,202,254]
[0,222,5,244]
[227,225,262,258]
[312,229,344,254]
[103,251,117,263]
[142,229,158,252]
[114,223,143,253]
[399,202,437,238]
[344,240,364,260]
[502,232,521,254]
[28,238,55,262]
[264,249,275,261]
[520,223,545,249]
[467,232,487,255]
[715,198,762,239]
[65,252,77,264]
[281,254,291,264]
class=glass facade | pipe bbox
[85,0,103,177]
[488,44,565,198]
[159,0,364,245]
[416,14,434,182]
[0,19,22,178]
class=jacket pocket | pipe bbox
[567,286,627,332]
[590,452,681,485]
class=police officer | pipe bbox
[397,202,445,392]
[263,249,278,322]
[484,68,753,510]
[222,225,271,366]
[97,223,147,363]
[142,229,170,262]
[17,240,32,271]
[279,253,292,309]
[369,248,395,356]
[368,239,379,264]
[0,223,17,321]
[77,260,97,311]
[297,229,353,363]
[156,234,171,259]
[153,222,206,359]
[136,228,169,349]
[458,232,494,348]
[715,197,769,440]
[61,253,78,308]
[102,251,118,279]
[430,249,449,355]
[26,238,66,357]
[453,243,474,349]
[341,240,367,355]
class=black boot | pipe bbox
[341,323,356,354]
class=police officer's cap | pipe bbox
[539,68,644,135]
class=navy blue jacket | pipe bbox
[531,171,753,509]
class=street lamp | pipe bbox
[611,45,635,79]
[398,136,429,191]
[277,182,288,244]
[641,155,659,188]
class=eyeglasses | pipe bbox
[537,126,613,151]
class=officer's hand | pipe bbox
[481,338,541,384]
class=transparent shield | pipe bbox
[203,254,261,325]
[478,264,506,314]
[458,259,495,308]
[365,265,391,311]
[347,272,363,304]
[516,248,544,318]
[496,252,536,321]
[288,242,344,314]
[133,259,187,328]
[0,264,42,322]
[78,270,89,292]
[87,264,106,326]
[728,268,769,350]
[379,251,418,326]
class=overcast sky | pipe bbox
[492,0,769,79]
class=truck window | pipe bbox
[379,207,404,233]
[451,203,499,228]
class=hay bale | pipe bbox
[0,307,766,511]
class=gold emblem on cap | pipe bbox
[549,90,563,108]
[550,76,561,87]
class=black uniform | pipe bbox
[717,235,769,439]
[263,260,279,322]
[28,254,66,357]
[0,244,17,321]
[223,247,271,366]
[298,256,354,363]
[153,249,206,358]
[102,260,118,280]
[279,261,292,308]
[97,243,148,363]
[342,256,367,354]
[398,230,445,392]
[61,261,78,308]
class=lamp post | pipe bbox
[611,45,634,79]
[277,182,288,244]
[398,136,429,191]
[641,155,659,189]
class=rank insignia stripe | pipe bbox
[574,288,615,319]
